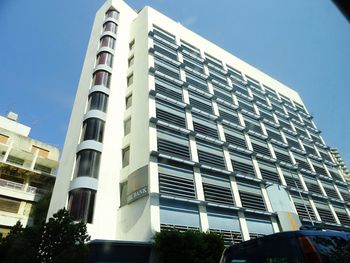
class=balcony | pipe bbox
[0,178,49,195]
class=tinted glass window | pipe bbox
[310,236,350,262]
[88,92,108,112]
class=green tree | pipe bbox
[153,229,225,263]
[30,192,52,226]
[0,221,24,262]
[0,209,90,263]
[37,209,90,263]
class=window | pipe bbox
[31,145,50,158]
[231,151,256,177]
[156,99,186,128]
[96,52,113,67]
[100,36,115,49]
[153,26,176,44]
[88,92,108,112]
[157,127,190,160]
[127,74,133,86]
[158,161,195,199]
[0,196,21,213]
[125,94,132,109]
[7,155,24,166]
[92,70,111,88]
[68,188,96,223]
[236,179,266,211]
[129,39,135,50]
[74,150,101,179]
[154,56,180,79]
[124,118,131,135]
[196,139,226,169]
[122,146,130,167]
[105,9,119,20]
[192,113,218,139]
[155,75,183,101]
[81,118,105,143]
[160,198,200,229]
[103,21,117,34]
[0,134,9,144]
[227,66,243,81]
[34,164,52,174]
[202,169,234,206]
[128,55,134,67]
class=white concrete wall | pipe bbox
[91,0,137,240]
[117,6,154,241]
[47,0,116,221]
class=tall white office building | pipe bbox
[48,0,350,244]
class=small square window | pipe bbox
[0,134,9,144]
[129,40,135,50]
[124,118,131,135]
[122,146,130,167]
[126,94,132,109]
[128,56,134,67]
[127,74,133,86]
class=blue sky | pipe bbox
[0,0,349,167]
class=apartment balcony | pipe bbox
[0,177,49,202]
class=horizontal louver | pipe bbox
[203,183,234,206]
[316,207,336,224]
[259,168,280,184]
[284,175,303,189]
[336,212,350,226]
[274,151,292,164]
[160,224,199,232]
[154,45,177,60]
[197,150,225,169]
[219,110,240,124]
[156,108,186,128]
[239,191,266,211]
[340,192,350,203]
[189,97,213,114]
[324,187,339,199]
[251,143,271,157]
[157,139,190,159]
[245,120,262,134]
[259,110,275,122]
[267,129,283,142]
[305,182,323,195]
[159,173,195,199]
[210,229,242,246]
[225,133,246,148]
[294,203,317,221]
[193,122,218,138]
[313,165,327,176]
[231,160,255,177]
[155,83,183,101]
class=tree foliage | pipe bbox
[0,209,90,263]
[38,209,90,263]
[153,229,225,263]
[30,192,52,226]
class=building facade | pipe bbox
[330,148,350,183]
[48,0,350,244]
[0,113,59,236]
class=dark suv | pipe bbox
[220,230,350,263]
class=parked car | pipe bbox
[220,229,350,263]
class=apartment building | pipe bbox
[48,0,350,244]
[0,112,59,236]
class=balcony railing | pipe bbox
[0,178,49,195]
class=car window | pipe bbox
[310,236,350,263]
